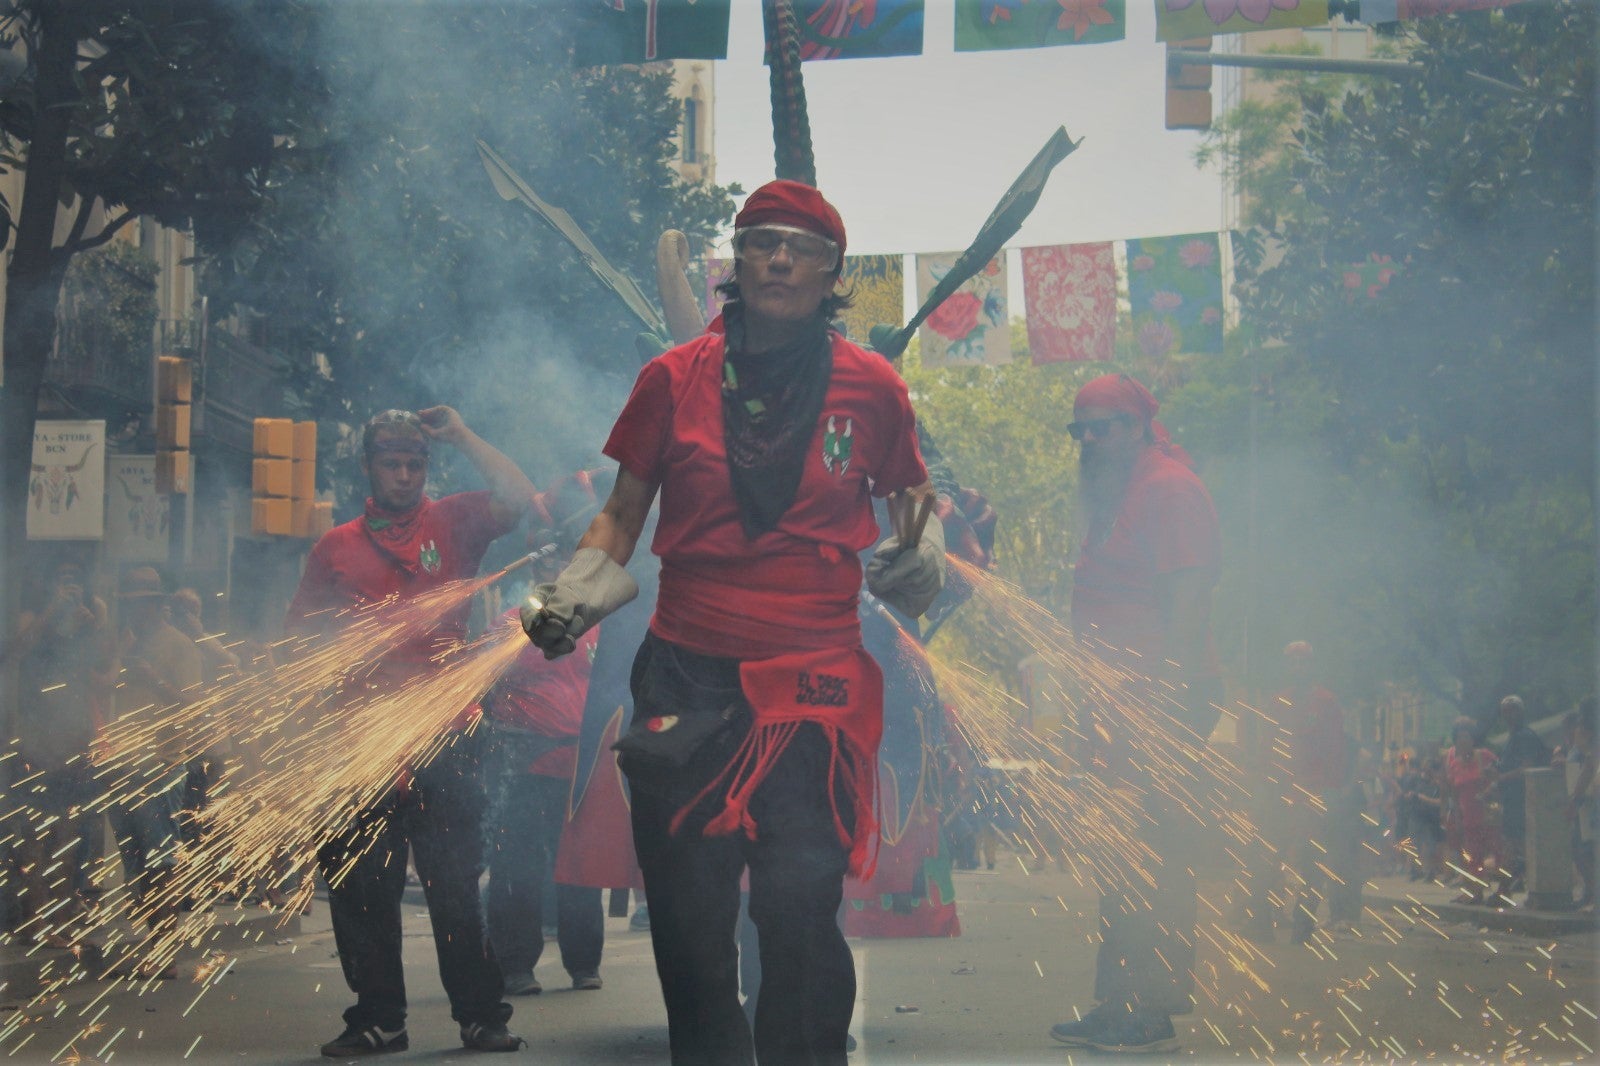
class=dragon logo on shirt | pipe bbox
[419,539,441,574]
[821,416,853,477]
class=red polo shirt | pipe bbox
[605,328,927,659]
[1071,445,1220,673]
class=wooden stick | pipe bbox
[906,494,936,549]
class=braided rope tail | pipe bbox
[762,0,817,186]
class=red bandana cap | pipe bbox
[1073,372,1196,469]
[1074,372,1159,423]
[734,179,847,259]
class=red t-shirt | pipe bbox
[605,329,928,659]
[1071,446,1220,671]
[285,491,513,683]
[484,609,597,777]
[1272,684,1348,794]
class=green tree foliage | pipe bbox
[1174,4,1595,728]
[204,3,738,500]
[0,0,315,611]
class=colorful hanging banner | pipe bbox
[703,256,731,323]
[836,254,905,346]
[28,420,105,541]
[1155,0,1329,41]
[1020,243,1116,364]
[1341,252,1401,302]
[574,0,732,65]
[916,252,1012,368]
[954,0,1125,52]
[1359,0,1526,22]
[1124,233,1223,357]
[106,455,169,562]
[789,0,925,60]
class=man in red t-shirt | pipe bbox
[285,406,532,1058]
[523,180,940,1066]
[1051,373,1221,1056]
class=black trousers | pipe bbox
[483,734,603,979]
[623,633,856,1066]
[1092,681,1222,1017]
[316,739,510,1033]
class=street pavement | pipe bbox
[1,858,1595,1064]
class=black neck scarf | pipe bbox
[721,302,834,539]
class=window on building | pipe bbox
[682,96,699,164]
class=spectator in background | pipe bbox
[1443,717,1500,904]
[4,561,113,944]
[482,548,606,996]
[168,588,240,846]
[1412,755,1447,883]
[111,565,201,975]
[1490,694,1549,897]
[1565,698,1597,911]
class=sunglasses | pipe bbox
[1067,415,1130,441]
[733,225,840,272]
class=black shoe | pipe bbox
[319,1025,408,1057]
[571,971,603,991]
[1049,1002,1120,1047]
[1086,1011,1179,1054]
[460,1021,525,1053]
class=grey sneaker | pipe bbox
[571,971,603,990]
[1049,1002,1120,1047]
[460,1021,524,1053]
[503,971,541,996]
[319,1024,408,1057]
[629,905,651,932]
[1086,1011,1178,1054]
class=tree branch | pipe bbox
[64,208,137,256]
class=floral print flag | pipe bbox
[955,0,1126,52]
[1021,243,1116,364]
[788,0,925,60]
[1124,233,1224,357]
[836,255,905,346]
[1155,0,1329,41]
[916,252,1012,368]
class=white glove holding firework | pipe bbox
[521,547,639,659]
[866,512,946,620]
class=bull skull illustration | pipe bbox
[30,443,100,515]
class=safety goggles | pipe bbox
[732,225,840,272]
[1066,415,1130,441]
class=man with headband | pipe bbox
[1049,372,1221,1055]
[522,179,942,1065]
[286,406,533,1057]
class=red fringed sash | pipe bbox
[670,646,884,877]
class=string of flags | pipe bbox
[575,0,1531,65]
[701,231,1398,367]
[700,231,1223,367]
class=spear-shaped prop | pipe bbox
[476,138,669,342]
[870,126,1080,362]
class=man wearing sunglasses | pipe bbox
[522,179,940,1065]
[1050,372,1221,1055]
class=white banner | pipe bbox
[27,420,105,540]
[105,455,169,562]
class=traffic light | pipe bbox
[252,418,328,537]
[1165,38,1213,131]
[155,355,192,494]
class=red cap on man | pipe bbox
[734,180,847,259]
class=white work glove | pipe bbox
[865,515,946,619]
[521,547,639,659]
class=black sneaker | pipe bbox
[1086,1011,1179,1054]
[319,1025,408,1057]
[1049,1002,1120,1047]
[460,1021,525,1053]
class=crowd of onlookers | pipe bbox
[1369,695,1598,911]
